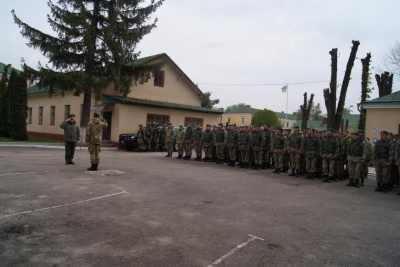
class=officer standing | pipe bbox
[164,123,175,157]
[288,126,304,177]
[214,123,227,164]
[183,123,194,160]
[176,125,185,159]
[193,124,203,161]
[261,124,272,169]
[227,125,239,167]
[372,131,391,192]
[346,132,367,188]
[304,128,320,180]
[60,114,80,165]
[251,126,265,170]
[238,126,252,168]
[85,111,108,171]
[136,124,146,152]
[320,128,339,183]
[272,127,287,174]
[201,124,215,162]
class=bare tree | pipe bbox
[375,71,394,97]
[300,92,314,130]
[324,40,360,130]
[382,42,400,76]
[358,53,371,131]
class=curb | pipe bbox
[0,144,118,150]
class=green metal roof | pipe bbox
[27,84,50,95]
[291,114,360,131]
[274,111,297,120]
[363,90,400,104]
[102,95,223,114]
[224,105,261,114]
[0,62,21,75]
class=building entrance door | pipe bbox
[102,111,112,140]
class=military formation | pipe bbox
[146,122,400,195]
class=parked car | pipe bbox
[119,133,138,151]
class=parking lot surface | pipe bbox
[0,147,399,266]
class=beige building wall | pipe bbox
[365,108,400,143]
[221,114,252,126]
[279,118,296,129]
[102,58,202,106]
[116,104,220,136]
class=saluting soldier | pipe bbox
[164,123,175,157]
[175,125,185,159]
[320,128,339,183]
[214,123,227,164]
[287,126,304,177]
[372,131,391,192]
[227,125,239,167]
[193,124,203,161]
[202,124,215,162]
[272,127,287,174]
[136,124,147,152]
[85,111,108,171]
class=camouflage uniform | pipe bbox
[287,129,304,177]
[85,115,108,170]
[227,127,239,166]
[372,136,391,192]
[136,125,146,151]
[165,125,175,157]
[214,126,227,164]
[151,126,160,151]
[145,124,153,151]
[202,127,215,161]
[272,131,287,173]
[346,135,367,187]
[193,127,203,160]
[262,127,272,169]
[320,134,339,182]
[239,128,252,168]
[184,125,194,159]
[176,127,185,159]
[251,129,265,170]
[304,133,320,179]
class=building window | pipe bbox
[28,108,32,124]
[241,117,244,125]
[227,117,231,124]
[147,114,170,125]
[154,70,165,87]
[184,117,203,128]
[50,106,56,126]
[38,106,43,125]
[64,105,70,120]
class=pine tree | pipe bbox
[0,66,12,137]
[12,0,164,126]
[8,70,28,140]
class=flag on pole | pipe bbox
[281,85,288,93]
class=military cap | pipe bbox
[381,130,388,135]
[206,124,211,127]
[333,130,338,133]
[327,128,333,132]
[68,114,75,118]
[276,127,282,131]
[388,132,394,136]
[93,111,100,117]
[218,122,223,126]
[351,131,359,135]
[293,126,299,129]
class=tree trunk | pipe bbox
[334,40,360,130]
[358,53,371,131]
[300,92,314,130]
[375,71,394,97]
[327,48,338,129]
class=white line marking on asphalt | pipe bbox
[206,234,264,267]
[0,190,128,219]
[0,170,58,177]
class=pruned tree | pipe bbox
[201,91,220,109]
[300,92,314,130]
[324,40,360,130]
[358,53,371,131]
[375,71,393,97]
[12,0,164,127]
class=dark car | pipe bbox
[119,133,138,151]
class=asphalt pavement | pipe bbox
[0,147,399,267]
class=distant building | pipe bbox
[274,112,297,129]
[222,105,259,126]
[291,114,360,132]
[362,91,400,143]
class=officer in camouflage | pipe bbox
[193,124,203,161]
[175,125,185,159]
[136,124,146,152]
[346,131,368,188]
[202,124,215,162]
[85,111,108,171]
[251,126,265,170]
[304,128,320,180]
[183,123,194,160]
[261,124,272,169]
[288,126,304,177]
[214,123,227,164]
[239,126,252,168]
[227,124,239,167]
[272,127,287,174]
[164,123,175,157]
[320,128,339,183]
[372,131,391,192]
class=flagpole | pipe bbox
[285,84,288,124]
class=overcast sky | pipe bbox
[1,0,399,114]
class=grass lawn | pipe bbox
[0,136,61,143]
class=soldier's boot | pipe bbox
[360,178,365,186]
[94,163,98,171]
[176,154,182,159]
[194,156,201,161]
[346,179,354,186]
[273,168,279,173]
[310,173,315,180]
[240,162,245,168]
[276,168,281,174]
[282,167,288,173]
[382,184,388,193]
[295,170,300,177]
[260,163,266,170]
[231,160,236,167]
[374,183,382,192]
[322,176,332,183]
[257,164,261,171]
[332,175,338,182]
[352,179,360,188]
[288,169,295,176]
[165,153,171,157]
[87,163,96,171]
[184,155,191,161]
[244,163,249,169]
[266,163,271,169]
[252,163,258,170]
[305,173,311,179]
